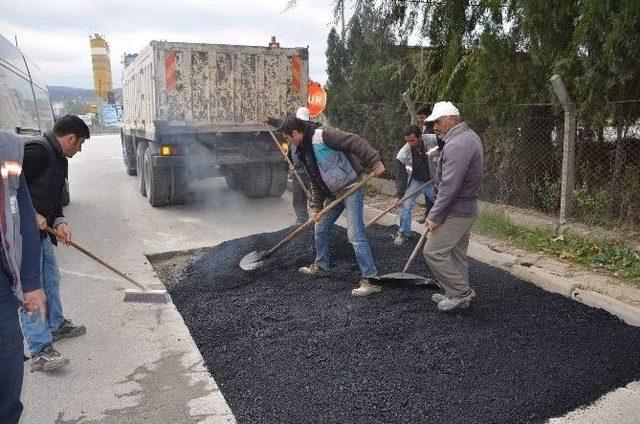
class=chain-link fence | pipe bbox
[327,98,640,233]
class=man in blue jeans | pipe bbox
[279,117,386,297]
[20,115,90,372]
[0,131,44,423]
[393,124,438,245]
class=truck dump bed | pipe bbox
[122,40,309,138]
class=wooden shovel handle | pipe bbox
[365,179,432,228]
[264,173,376,258]
[265,127,311,198]
[402,227,430,273]
[45,227,149,291]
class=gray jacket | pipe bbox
[427,122,484,223]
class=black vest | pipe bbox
[26,132,67,227]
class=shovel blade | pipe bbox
[239,250,268,271]
[377,272,430,283]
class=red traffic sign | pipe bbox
[308,81,327,118]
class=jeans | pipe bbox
[19,237,64,356]
[292,171,310,223]
[399,179,437,236]
[314,187,377,278]
[0,275,24,424]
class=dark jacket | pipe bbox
[296,124,381,211]
[427,122,484,223]
[23,131,68,242]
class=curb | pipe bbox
[361,204,640,327]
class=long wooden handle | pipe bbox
[402,227,429,273]
[365,179,433,228]
[266,127,311,198]
[263,173,376,259]
[46,227,149,291]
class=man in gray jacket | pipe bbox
[423,102,484,311]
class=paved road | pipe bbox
[21,134,296,423]
[19,133,640,423]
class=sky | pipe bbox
[0,0,337,89]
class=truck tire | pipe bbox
[136,142,148,197]
[122,135,137,176]
[170,167,189,204]
[143,148,171,207]
[268,163,288,197]
[242,163,273,198]
[224,166,245,191]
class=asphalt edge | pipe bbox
[360,204,640,327]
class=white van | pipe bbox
[0,33,70,204]
[0,33,54,135]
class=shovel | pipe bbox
[377,227,432,283]
[240,173,377,271]
[365,179,432,228]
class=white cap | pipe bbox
[296,106,310,121]
[425,101,460,122]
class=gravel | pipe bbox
[153,224,640,424]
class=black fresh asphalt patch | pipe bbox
[152,225,640,424]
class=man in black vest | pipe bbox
[19,115,89,372]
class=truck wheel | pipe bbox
[170,167,189,204]
[136,142,148,197]
[268,163,288,197]
[242,163,273,198]
[143,148,171,207]
[224,167,245,191]
[122,136,137,176]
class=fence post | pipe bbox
[550,75,577,234]
[402,91,417,124]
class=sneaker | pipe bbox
[436,289,476,312]
[351,279,382,297]
[393,233,409,245]
[52,319,86,341]
[298,263,330,277]
[30,346,70,372]
[431,293,447,303]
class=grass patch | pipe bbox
[473,209,640,285]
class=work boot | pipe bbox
[351,279,382,297]
[393,232,409,245]
[298,263,330,277]
[52,319,86,342]
[30,346,70,372]
[436,289,476,312]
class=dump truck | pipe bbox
[121,37,309,206]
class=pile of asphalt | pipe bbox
[160,224,640,424]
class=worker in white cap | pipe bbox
[422,101,484,312]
